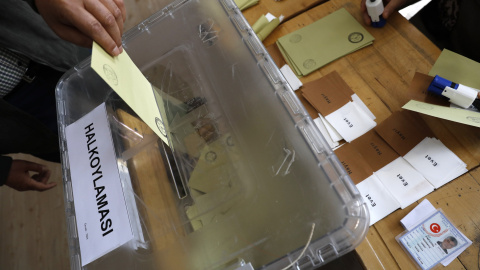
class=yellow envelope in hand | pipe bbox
[91,42,169,145]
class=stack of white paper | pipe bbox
[313,117,340,149]
[356,174,400,226]
[280,65,303,91]
[404,138,468,188]
[375,157,434,209]
[325,101,377,142]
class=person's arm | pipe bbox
[22,0,39,12]
[360,0,418,25]
[2,159,56,192]
[33,0,126,57]
[0,156,13,187]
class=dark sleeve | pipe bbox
[22,0,39,12]
[0,156,13,186]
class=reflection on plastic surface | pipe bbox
[56,0,369,269]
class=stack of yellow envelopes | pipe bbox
[276,8,374,76]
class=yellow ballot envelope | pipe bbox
[91,42,169,145]
[276,8,374,76]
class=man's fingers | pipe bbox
[32,169,52,184]
[28,179,57,192]
[382,0,407,19]
[360,0,367,11]
[113,0,127,22]
[100,0,125,36]
[382,4,396,19]
[360,0,372,25]
[84,0,123,48]
[22,160,49,174]
[363,10,372,25]
[78,12,121,55]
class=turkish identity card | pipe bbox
[397,210,468,269]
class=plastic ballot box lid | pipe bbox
[56,0,369,269]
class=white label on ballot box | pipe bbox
[65,102,133,266]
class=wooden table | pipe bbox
[257,0,480,269]
[241,0,327,25]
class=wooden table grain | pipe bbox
[260,0,480,268]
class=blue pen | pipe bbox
[428,75,480,110]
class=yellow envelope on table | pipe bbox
[429,49,480,90]
[234,0,258,11]
[252,13,283,41]
[91,42,169,145]
[276,8,374,76]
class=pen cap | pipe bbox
[442,85,479,109]
[431,75,457,90]
[427,84,445,96]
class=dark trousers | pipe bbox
[1,62,63,163]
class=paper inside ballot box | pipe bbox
[187,134,241,194]
[375,111,435,156]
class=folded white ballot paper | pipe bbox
[351,94,376,120]
[404,137,467,188]
[313,117,340,149]
[280,65,303,91]
[400,199,472,266]
[356,174,400,226]
[325,101,377,142]
[318,113,343,142]
[374,157,434,209]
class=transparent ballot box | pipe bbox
[56,0,369,269]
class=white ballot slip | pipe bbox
[356,174,400,226]
[313,117,340,149]
[375,157,434,209]
[397,210,469,270]
[65,103,134,266]
[351,94,376,120]
[404,138,467,188]
[318,113,343,142]
[325,101,376,142]
[400,199,436,231]
[280,65,303,91]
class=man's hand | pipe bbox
[5,160,56,192]
[360,0,411,25]
[35,0,126,56]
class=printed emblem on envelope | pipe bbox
[466,116,480,123]
[289,34,302,43]
[348,32,364,43]
[103,64,118,85]
[155,117,167,137]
